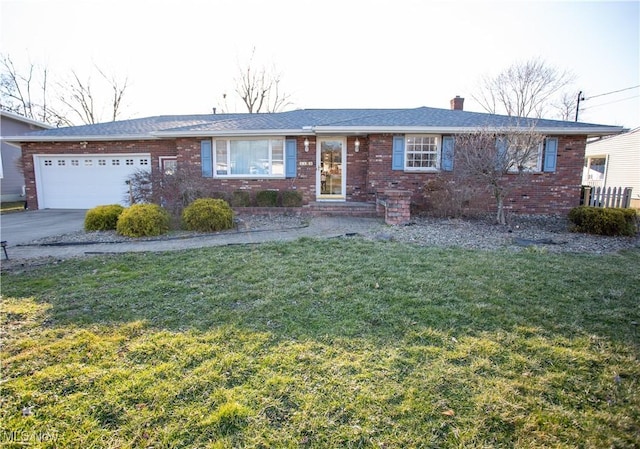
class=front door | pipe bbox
[317,137,346,200]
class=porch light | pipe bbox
[354,137,360,152]
[304,138,310,152]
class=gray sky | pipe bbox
[1,0,639,128]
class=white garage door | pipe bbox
[35,154,151,209]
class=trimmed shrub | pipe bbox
[282,190,303,207]
[230,190,252,207]
[84,204,125,231]
[182,198,234,232]
[568,206,638,236]
[116,204,170,237]
[256,190,278,207]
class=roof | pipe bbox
[5,107,625,142]
[1,110,54,130]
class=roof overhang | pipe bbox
[3,134,159,144]
[313,125,626,136]
[0,110,54,129]
[4,125,625,144]
[152,129,312,138]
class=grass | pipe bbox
[1,238,639,448]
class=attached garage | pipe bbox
[34,154,151,209]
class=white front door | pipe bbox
[317,137,346,200]
[35,154,151,209]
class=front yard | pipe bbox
[1,238,639,448]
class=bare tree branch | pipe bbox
[473,58,575,119]
[232,48,291,113]
[453,124,545,224]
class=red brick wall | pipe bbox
[362,134,587,215]
[21,140,177,209]
[22,134,587,215]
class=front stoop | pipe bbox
[304,201,378,218]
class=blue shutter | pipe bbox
[285,138,297,178]
[441,136,454,171]
[392,136,405,170]
[201,140,213,177]
[543,137,558,172]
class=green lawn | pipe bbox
[1,238,639,448]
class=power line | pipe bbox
[584,85,640,100]
[580,94,640,111]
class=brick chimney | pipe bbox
[450,95,464,111]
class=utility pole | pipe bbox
[575,90,585,122]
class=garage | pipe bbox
[35,154,151,209]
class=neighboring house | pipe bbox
[0,110,53,202]
[583,127,640,208]
[7,97,623,214]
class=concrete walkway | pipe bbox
[2,216,385,262]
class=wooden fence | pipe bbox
[581,186,633,208]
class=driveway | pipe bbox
[0,210,87,246]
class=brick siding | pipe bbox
[22,134,587,215]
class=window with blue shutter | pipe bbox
[441,136,454,171]
[201,140,212,177]
[285,138,297,178]
[392,136,405,170]
[543,137,558,172]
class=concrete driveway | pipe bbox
[0,209,87,247]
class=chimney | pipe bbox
[450,95,464,111]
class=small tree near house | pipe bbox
[452,125,545,225]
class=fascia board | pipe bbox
[313,126,626,136]
[3,134,159,143]
[152,129,312,138]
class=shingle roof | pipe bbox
[7,107,624,142]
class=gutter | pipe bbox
[4,125,625,144]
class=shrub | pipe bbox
[182,198,234,232]
[568,206,638,236]
[230,190,252,207]
[256,190,278,207]
[116,204,170,237]
[282,190,303,207]
[84,204,125,231]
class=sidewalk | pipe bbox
[2,216,384,263]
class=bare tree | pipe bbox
[552,91,579,121]
[58,67,129,124]
[233,48,291,113]
[473,58,575,119]
[453,124,545,224]
[1,55,45,121]
[0,54,129,126]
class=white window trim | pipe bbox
[404,134,441,172]
[507,142,543,173]
[213,137,285,179]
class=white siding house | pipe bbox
[583,127,640,208]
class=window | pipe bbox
[112,159,120,166]
[125,159,134,166]
[140,158,149,166]
[44,160,52,166]
[85,160,93,166]
[57,160,66,166]
[160,157,177,175]
[405,135,440,171]
[98,159,106,166]
[585,156,606,180]
[71,159,79,166]
[507,142,543,172]
[213,138,285,177]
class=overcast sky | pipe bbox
[1,0,639,128]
